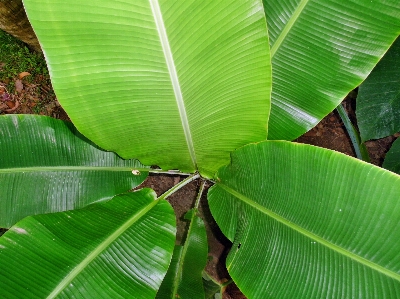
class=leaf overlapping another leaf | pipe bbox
[23,0,272,176]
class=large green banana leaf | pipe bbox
[23,0,271,177]
[156,209,208,299]
[0,115,147,228]
[264,0,400,140]
[0,189,176,299]
[208,141,400,298]
[356,36,400,142]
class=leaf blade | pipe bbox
[149,0,196,170]
[383,137,400,174]
[0,115,147,228]
[264,0,400,140]
[23,0,272,176]
[157,197,208,298]
[0,189,176,299]
[208,141,400,298]
[356,36,400,142]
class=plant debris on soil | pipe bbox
[0,30,68,119]
[1,30,398,299]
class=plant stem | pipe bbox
[149,169,192,176]
[158,173,200,200]
[194,179,206,209]
[336,103,370,162]
[221,279,233,288]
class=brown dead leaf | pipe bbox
[19,72,31,79]
[5,101,15,109]
[15,79,23,93]
[5,100,19,112]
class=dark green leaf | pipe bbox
[357,36,400,141]
[156,208,208,299]
[383,137,400,174]
[202,272,224,299]
[0,115,147,228]
[0,189,176,298]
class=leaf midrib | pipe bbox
[46,198,159,299]
[149,0,197,170]
[270,0,309,57]
[218,183,400,282]
[0,166,147,173]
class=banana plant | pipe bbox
[1,0,400,298]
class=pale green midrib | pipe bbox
[270,0,309,57]
[46,198,159,299]
[0,166,149,173]
[158,173,200,200]
[218,183,400,282]
[149,0,197,170]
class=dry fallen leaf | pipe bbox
[5,101,15,109]
[5,100,19,112]
[18,72,31,79]
[15,79,23,93]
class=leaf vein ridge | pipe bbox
[0,166,145,173]
[46,199,158,298]
[149,0,197,169]
[270,0,309,57]
[218,183,400,282]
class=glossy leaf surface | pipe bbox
[156,209,208,299]
[208,141,400,298]
[383,137,400,175]
[0,189,176,299]
[357,36,400,142]
[0,115,147,228]
[264,0,400,140]
[23,0,271,177]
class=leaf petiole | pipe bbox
[158,173,200,200]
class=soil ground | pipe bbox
[1,43,397,299]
